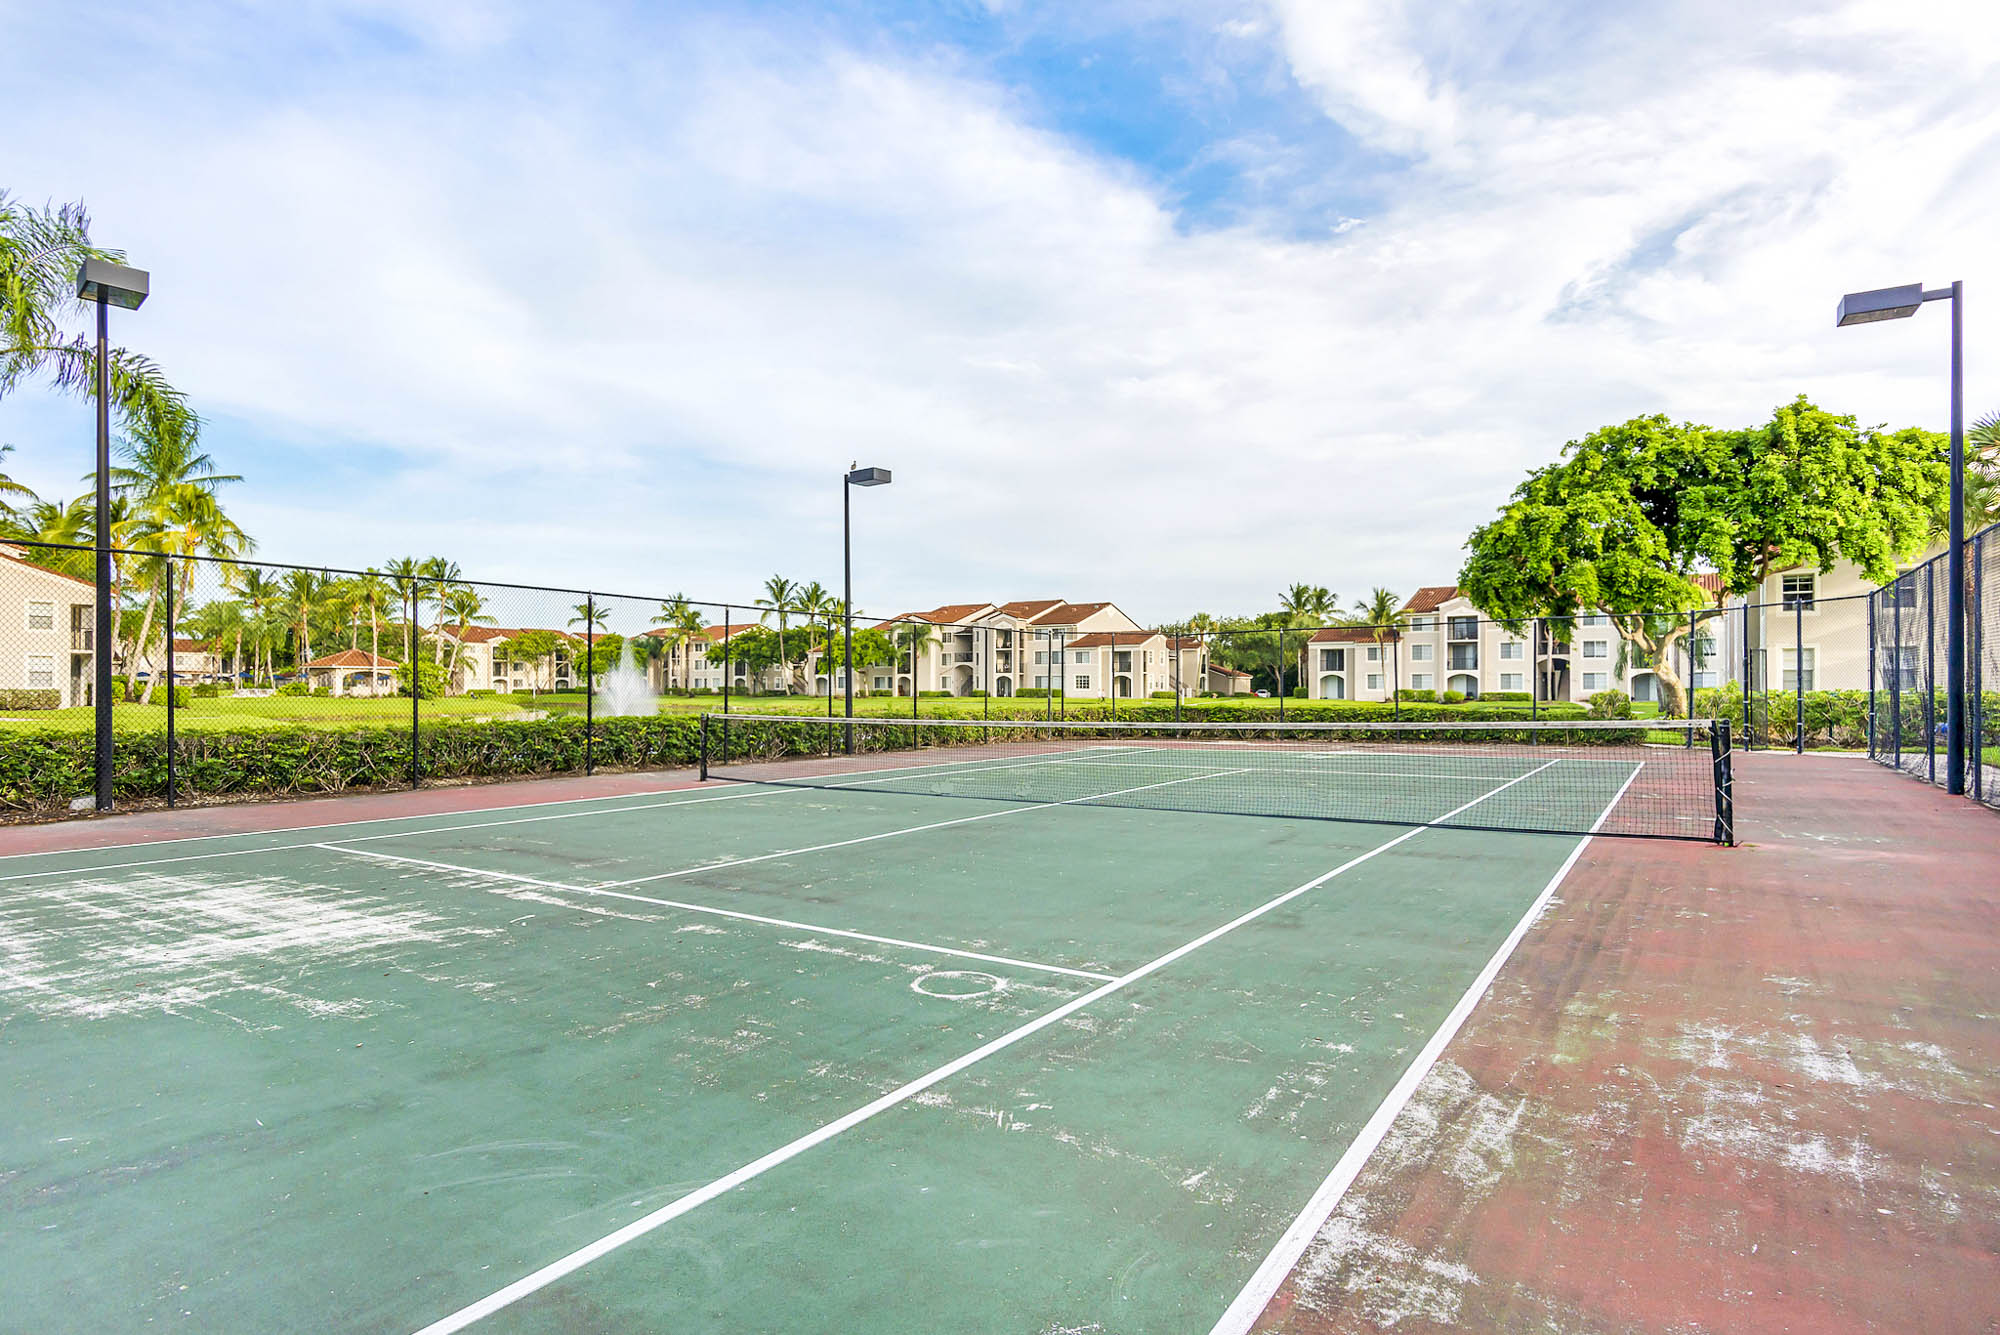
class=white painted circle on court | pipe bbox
[911,969,1007,1000]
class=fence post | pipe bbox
[1531,618,1540,721]
[165,566,177,807]
[1173,626,1182,723]
[983,625,990,720]
[409,583,421,789]
[1275,629,1286,720]
[1892,583,1904,771]
[1800,591,1816,751]
[584,593,595,777]
[1108,638,1116,722]
[1868,593,1878,761]
[1741,605,1753,748]
[1685,608,1696,746]
[1059,631,1067,720]
[1927,564,1937,782]
[1973,533,1986,799]
[1392,636,1401,719]
[721,605,731,765]
[1712,716,1734,846]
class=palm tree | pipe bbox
[233,568,283,685]
[419,557,464,664]
[8,495,93,576]
[756,575,801,694]
[651,595,707,691]
[381,556,424,666]
[135,484,250,702]
[350,570,395,682]
[1279,582,1337,628]
[1348,587,1401,632]
[441,585,493,690]
[893,620,936,695]
[0,443,36,524]
[0,192,194,449]
[281,569,329,672]
[790,580,833,692]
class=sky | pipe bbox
[2,0,1997,625]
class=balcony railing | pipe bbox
[949,652,974,664]
[1448,647,1478,671]
[71,629,93,651]
[1447,618,1479,641]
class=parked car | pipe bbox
[1254,689,1271,698]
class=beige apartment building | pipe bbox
[2,544,99,707]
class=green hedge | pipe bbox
[0,715,706,820]
[0,689,60,711]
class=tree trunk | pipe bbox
[1615,620,1689,717]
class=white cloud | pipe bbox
[1,2,1996,629]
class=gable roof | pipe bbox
[1066,630,1163,649]
[0,543,95,590]
[1035,601,1114,624]
[995,598,1065,620]
[1209,665,1251,678]
[912,602,996,625]
[1692,572,1724,595]
[1399,586,1461,614]
[1166,636,1206,650]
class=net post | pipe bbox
[722,604,731,765]
[983,624,990,720]
[1712,716,1734,845]
[1059,631,1067,721]
[1973,532,1985,799]
[1531,617,1540,721]
[1108,637,1115,723]
[584,593,595,777]
[699,713,710,781]
[1741,604,1752,748]
[1892,584,1904,770]
[165,562,177,807]
[1392,635,1401,720]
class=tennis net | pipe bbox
[700,714,1734,844]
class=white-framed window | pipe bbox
[26,601,54,631]
[1410,643,1433,662]
[1034,629,1050,640]
[1073,650,1089,664]
[1582,640,1608,658]
[1500,672,1524,691]
[1885,578,1918,610]
[1033,675,1048,688]
[1782,647,1816,690]
[1032,651,1045,665]
[1693,671,1719,687]
[1579,614,1608,627]
[1074,675,1091,690]
[1582,672,1609,690]
[1410,673,1432,689]
[1366,673,1383,690]
[1407,615,1435,630]
[1319,648,1345,671]
[1365,646,1381,662]
[1499,641,1522,659]
[1782,573,1816,611]
[25,654,55,688]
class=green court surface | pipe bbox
[0,748,1623,1333]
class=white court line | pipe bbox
[0,746,1098,886]
[405,760,1559,1334]
[322,845,1116,983]
[1204,760,1645,1335]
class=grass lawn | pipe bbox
[0,694,533,734]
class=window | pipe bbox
[1500,672,1524,691]
[1782,573,1816,611]
[1407,615,1435,630]
[1366,673,1383,690]
[26,601,53,630]
[1582,672,1608,690]
[1034,675,1048,688]
[1074,675,1091,690]
[25,654,54,688]
[1447,617,1478,640]
[1885,579,1917,610]
[1410,673,1432,690]
[1582,640,1608,658]
[1319,648,1344,672]
[1073,651,1089,664]
[1033,651,1045,665]
[1692,671,1718,688]
[1365,646,1381,662]
[1499,641,1522,660]
[1578,614,1608,627]
[1782,647,1816,690]
[1448,645,1478,670]
[1410,643,1433,662]
[1882,647,1918,689]
[1034,629,1050,640]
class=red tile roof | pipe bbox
[1400,586,1461,614]
[304,649,398,669]
[1035,601,1115,624]
[1210,665,1251,678]
[914,602,995,625]
[995,599,1064,620]
[1166,636,1206,649]
[171,638,212,654]
[1066,631,1162,649]
[1692,572,1723,594]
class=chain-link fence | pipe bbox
[3,537,1768,823]
[1865,521,1999,805]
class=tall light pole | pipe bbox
[843,464,892,751]
[1837,280,1965,794]
[75,259,151,813]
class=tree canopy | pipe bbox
[1460,395,1948,715]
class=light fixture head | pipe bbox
[75,258,149,310]
[1836,283,1923,327]
[846,466,892,487]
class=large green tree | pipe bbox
[1461,397,1946,717]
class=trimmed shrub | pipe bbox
[1441,690,1467,704]
[1587,689,1634,719]
[1396,689,1438,703]
[0,689,60,711]
[1480,691,1531,702]
[275,682,311,697]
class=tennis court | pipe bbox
[1,717,1729,1333]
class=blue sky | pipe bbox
[2,0,1996,625]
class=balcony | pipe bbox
[1447,646,1478,671]
[1447,618,1479,641]
[949,652,974,664]
[71,629,94,651]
